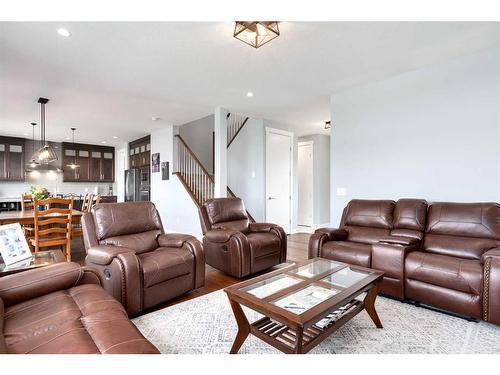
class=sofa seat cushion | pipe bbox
[405,252,482,295]
[139,247,194,288]
[3,284,158,354]
[321,241,372,268]
[247,232,281,259]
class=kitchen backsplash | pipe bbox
[0,172,117,198]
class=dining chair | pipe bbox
[30,197,74,261]
[20,194,35,249]
[81,193,94,213]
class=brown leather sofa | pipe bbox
[199,197,287,278]
[0,262,159,354]
[309,199,500,325]
[82,201,205,316]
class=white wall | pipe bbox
[228,118,266,221]
[298,134,330,225]
[150,125,202,238]
[330,46,500,226]
[178,114,214,173]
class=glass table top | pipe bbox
[290,258,344,278]
[273,284,338,315]
[241,274,302,299]
[321,266,371,289]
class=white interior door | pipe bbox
[266,128,293,234]
[298,142,313,227]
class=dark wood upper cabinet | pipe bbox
[62,142,114,183]
[0,136,25,181]
[129,136,151,168]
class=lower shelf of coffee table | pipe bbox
[250,300,364,353]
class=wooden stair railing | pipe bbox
[174,134,215,206]
[227,113,249,148]
[174,117,255,222]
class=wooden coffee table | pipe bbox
[224,257,384,354]
[0,250,66,277]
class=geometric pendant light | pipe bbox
[25,122,40,171]
[32,97,58,164]
[66,127,80,169]
[233,22,280,49]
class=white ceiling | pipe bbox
[1,22,500,144]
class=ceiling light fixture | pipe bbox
[233,22,280,49]
[66,128,80,170]
[246,92,254,97]
[32,98,58,164]
[25,122,40,171]
[324,121,332,130]
[101,141,106,144]
[57,28,71,37]
[112,135,118,139]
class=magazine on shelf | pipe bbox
[0,223,32,266]
[313,302,358,330]
[274,285,338,314]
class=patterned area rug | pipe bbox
[133,290,500,354]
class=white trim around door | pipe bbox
[265,127,294,234]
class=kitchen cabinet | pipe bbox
[129,136,150,168]
[0,136,25,181]
[62,142,114,182]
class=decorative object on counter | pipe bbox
[152,153,160,173]
[30,186,50,200]
[32,97,58,164]
[0,223,32,266]
[161,161,169,180]
[65,127,80,170]
[30,197,74,261]
[25,122,40,172]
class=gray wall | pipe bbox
[298,134,331,225]
[227,118,266,221]
[330,46,500,226]
[178,114,214,173]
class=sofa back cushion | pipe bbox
[341,200,395,244]
[93,202,163,241]
[0,298,6,353]
[203,198,250,233]
[391,199,427,240]
[423,202,500,259]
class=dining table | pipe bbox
[0,209,84,226]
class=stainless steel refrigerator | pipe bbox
[125,167,150,202]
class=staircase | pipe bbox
[173,113,253,220]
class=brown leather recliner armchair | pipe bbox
[199,197,287,278]
[82,201,205,316]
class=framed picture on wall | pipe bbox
[152,153,160,173]
[0,223,32,266]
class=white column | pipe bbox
[214,106,228,197]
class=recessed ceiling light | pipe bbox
[246,92,254,98]
[65,137,71,140]
[151,116,160,121]
[101,141,106,144]
[112,136,118,139]
[57,28,71,37]
[23,133,28,136]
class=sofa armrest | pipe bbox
[315,227,348,241]
[378,236,419,246]
[482,248,500,264]
[158,233,197,248]
[205,229,243,243]
[249,223,279,233]
[86,245,136,266]
[0,262,85,307]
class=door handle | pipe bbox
[268,197,277,200]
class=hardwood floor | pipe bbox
[71,232,312,313]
